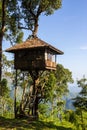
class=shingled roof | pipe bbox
[6,37,64,54]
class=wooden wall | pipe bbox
[14,49,56,70]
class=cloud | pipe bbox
[80,46,87,50]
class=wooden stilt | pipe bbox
[14,69,17,118]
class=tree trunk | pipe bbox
[20,82,26,114]
[0,32,3,81]
[29,70,39,118]
[34,97,39,118]
[32,18,38,37]
[14,69,17,118]
[0,0,6,81]
[51,101,54,121]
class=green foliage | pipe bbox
[38,64,73,103]
[0,97,14,118]
[0,0,23,43]
[0,109,87,129]
[73,96,87,111]
[2,54,13,72]
[0,78,9,97]
[54,64,73,105]
[77,76,87,97]
[55,64,73,111]
[73,76,87,111]
[39,103,49,118]
[2,55,74,120]
[45,72,56,101]
[36,64,74,118]
[21,0,62,15]
[0,0,23,80]
[64,110,76,123]
[55,64,73,86]
[73,76,87,130]
[15,32,24,43]
[0,115,79,130]
[64,110,87,130]
[18,0,62,36]
[0,78,13,117]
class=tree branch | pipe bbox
[37,5,42,17]
[18,25,33,32]
[2,0,6,32]
[27,0,36,18]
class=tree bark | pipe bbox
[34,97,39,118]
[29,70,39,118]
[0,0,6,81]
[32,18,38,38]
[14,69,17,118]
[20,82,26,114]
[0,32,3,81]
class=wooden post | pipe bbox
[55,55,57,63]
[14,69,17,118]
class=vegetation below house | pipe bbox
[0,116,73,130]
[0,111,87,130]
[0,55,87,130]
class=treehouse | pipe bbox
[6,37,63,71]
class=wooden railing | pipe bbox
[45,60,56,70]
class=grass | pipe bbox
[0,116,74,130]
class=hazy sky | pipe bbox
[4,0,87,80]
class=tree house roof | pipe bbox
[6,37,64,54]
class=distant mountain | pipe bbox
[64,92,78,110]
[65,98,75,110]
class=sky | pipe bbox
[4,0,87,82]
[37,0,87,80]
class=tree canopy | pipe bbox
[0,0,23,80]
[73,76,87,111]
[18,0,62,37]
[73,76,87,130]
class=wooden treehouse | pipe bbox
[6,37,63,71]
[6,37,63,118]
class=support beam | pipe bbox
[14,69,17,118]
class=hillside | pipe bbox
[0,116,75,130]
